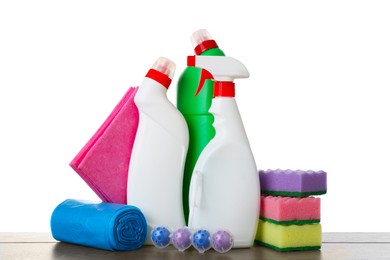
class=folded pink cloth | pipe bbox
[70,87,139,204]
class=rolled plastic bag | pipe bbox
[51,199,147,251]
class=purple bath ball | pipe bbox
[172,227,192,251]
[192,230,211,253]
[211,230,234,253]
[151,226,171,248]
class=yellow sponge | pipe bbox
[255,219,322,251]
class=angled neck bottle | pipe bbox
[127,57,189,244]
[177,29,225,223]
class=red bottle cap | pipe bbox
[191,29,219,55]
[145,57,175,89]
[145,69,172,89]
[194,40,219,55]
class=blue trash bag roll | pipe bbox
[51,199,147,251]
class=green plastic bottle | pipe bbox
[177,29,225,223]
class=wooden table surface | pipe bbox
[1,232,389,259]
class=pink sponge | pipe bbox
[260,195,320,225]
[70,87,139,204]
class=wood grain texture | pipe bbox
[1,233,389,260]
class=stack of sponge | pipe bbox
[255,169,327,251]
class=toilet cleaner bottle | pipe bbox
[177,29,225,223]
[187,55,260,248]
[127,57,189,244]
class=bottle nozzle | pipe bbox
[191,29,213,48]
[191,29,219,55]
[146,57,176,89]
[151,57,176,80]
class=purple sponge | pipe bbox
[259,169,327,197]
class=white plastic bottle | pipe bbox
[188,55,260,248]
[127,57,188,244]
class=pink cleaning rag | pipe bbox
[70,87,139,204]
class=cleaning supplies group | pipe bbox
[53,29,329,253]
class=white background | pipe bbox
[1,0,389,232]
